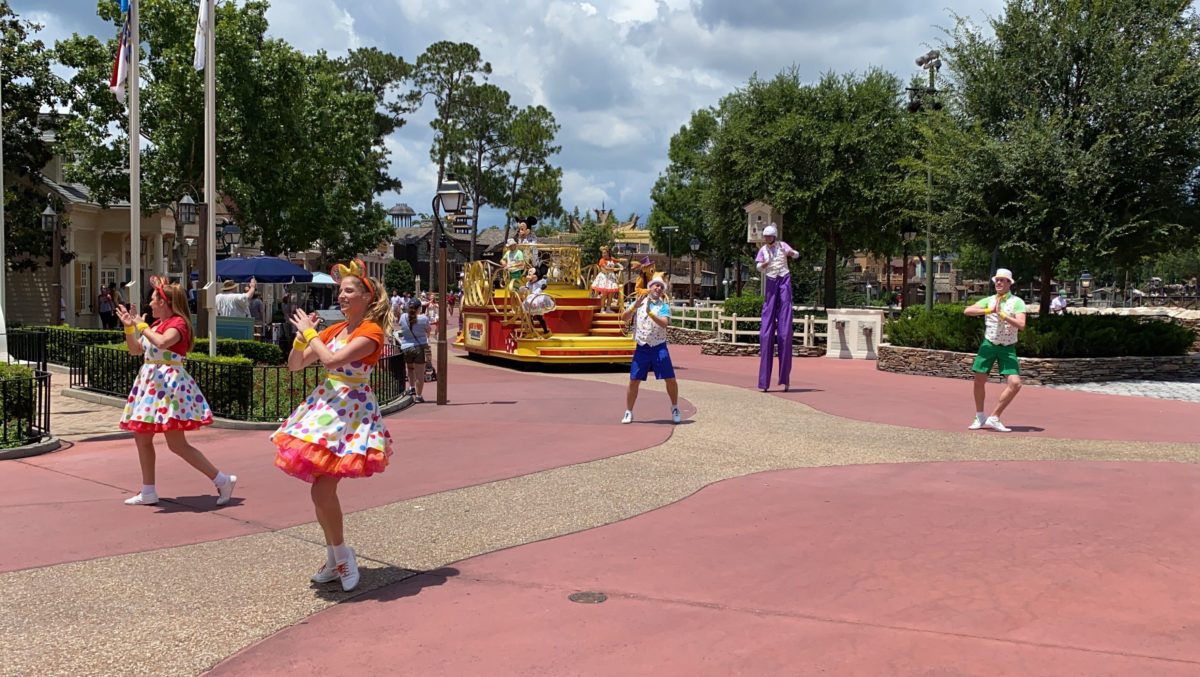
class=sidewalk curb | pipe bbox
[61,388,415,430]
[0,436,62,460]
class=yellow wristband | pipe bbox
[124,324,136,335]
[136,322,149,333]
[303,328,319,343]
[293,337,309,352]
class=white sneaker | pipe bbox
[124,492,159,506]
[671,407,681,424]
[968,416,985,430]
[985,416,1011,433]
[216,474,237,506]
[621,410,633,424]
[311,549,340,584]
[335,548,360,592]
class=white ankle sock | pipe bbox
[213,472,229,488]
[976,411,985,420]
[325,545,336,566]
[141,484,156,496]
[333,543,351,561]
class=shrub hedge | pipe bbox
[885,305,1194,358]
[0,363,35,433]
[28,326,283,365]
[84,344,255,416]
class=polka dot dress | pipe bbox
[119,332,213,433]
[271,335,392,482]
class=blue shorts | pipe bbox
[630,342,675,381]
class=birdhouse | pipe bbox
[743,200,783,243]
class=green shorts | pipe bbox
[971,339,1020,376]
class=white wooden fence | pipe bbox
[670,303,831,347]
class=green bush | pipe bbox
[0,363,35,427]
[723,295,766,317]
[886,306,1194,357]
[83,345,254,416]
[31,326,125,365]
[193,338,284,365]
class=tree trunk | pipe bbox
[823,246,837,308]
[502,160,524,244]
[1039,259,1054,313]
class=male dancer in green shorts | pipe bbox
[963,268,1026,432]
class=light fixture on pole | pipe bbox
[221,222,241,253]
[912,48,942,310]
[431,173,466,405]
[662,226,677,298]
[42,201,65,325]
[901,225,918,309]
[688,236,700,300]
[1080,270,1092,308]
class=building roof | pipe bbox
[44,176,131,208]
[387,203,416,217]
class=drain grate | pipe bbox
[568,591,608,604]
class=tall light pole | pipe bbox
[41,201,64,324]
[431,174,465,405]
[1080,270,1092,308]
[901,225,917,309]
[689,236,700,301]
[0,41,6,355]
[913,49,942,310]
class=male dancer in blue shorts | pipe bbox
[621,273,681,424]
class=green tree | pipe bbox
[932,0,1200,310]
[575,220,615,265]
[407,40,491,187]
[0,2,70,269]
[501,105,562,242]
[54,0,399,268]
[447,82,512,261]
[648,108,719,279]
[385,258,414,293]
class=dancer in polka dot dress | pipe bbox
[272,259,394,592]
[116,277,236,507]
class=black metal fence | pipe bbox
[0,370,52,448]
[72,343,408,423]
[5,330,49,372]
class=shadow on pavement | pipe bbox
[313,566,461,603]
[153,495,247,513]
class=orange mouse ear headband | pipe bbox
[330,258,373,294]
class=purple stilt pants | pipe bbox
[758,273,793,390]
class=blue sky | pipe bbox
[22,0,1007,228]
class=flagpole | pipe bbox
[0,41,8,358]
[204,0,216,357]
[128,0,141,313]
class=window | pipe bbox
[75,261,94,314]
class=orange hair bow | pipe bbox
[330,258,373,294]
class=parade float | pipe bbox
[454,244,634,364]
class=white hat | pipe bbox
[506,238,517,246]
[647,273,667,289]
[763,224,778,238]
[992,268,1014,282]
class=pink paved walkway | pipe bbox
[670,346,1197,443]
[213,461,1200,676]
[1,362,694,573]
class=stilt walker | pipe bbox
[755,224,799,392]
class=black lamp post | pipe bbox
[431,173,465,405]
[662,226,677,298]
[911,49,942,310]
[688,236,700,300]
[42,200,65,324]
[220,222,241,256]
[1080,271,1092,308]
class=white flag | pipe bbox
[192,0,208,71]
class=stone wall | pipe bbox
[667,326,716,346]
[701,339,826,358]
[877,344,1200,385]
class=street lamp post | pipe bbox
[41,201,65,325]
[689,236,700,300]
[219,222,241,257]
[912,49,942,310]
[431,174,465,406]
[662,226,677,298]
[1080,271,1092,308]
[813,265,824,309]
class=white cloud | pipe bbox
[30,0,1017,221]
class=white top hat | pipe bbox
[992,268,1014,282]
[763,224,778,238]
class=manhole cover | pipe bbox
[568,591,608,604]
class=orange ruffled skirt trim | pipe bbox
[120,417,213,433]
[271,432,390,483]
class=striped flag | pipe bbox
[108,18,131,103]
[192,0,208,71]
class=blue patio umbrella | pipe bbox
[215,256,313,283]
